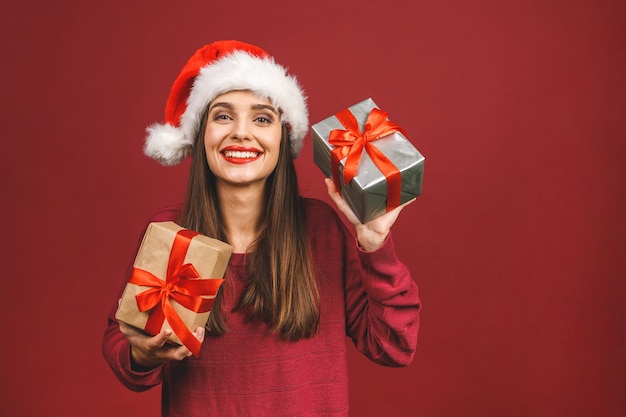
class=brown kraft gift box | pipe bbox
[115,221,232,350]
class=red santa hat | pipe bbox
[144,40,308,165]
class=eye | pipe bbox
[254,115,274,124]
[213,113,232,122]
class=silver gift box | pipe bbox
[312,98,425,223]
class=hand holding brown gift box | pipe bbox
[115,221,232,356]
[312,98,425,223]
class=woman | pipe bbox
[103,40,421,417]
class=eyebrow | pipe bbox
[252,104,278,114]
[209,102,278,114]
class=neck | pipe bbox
[216,181,266,253]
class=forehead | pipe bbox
[211,90,274,108]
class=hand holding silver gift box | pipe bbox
[312,98,425,223]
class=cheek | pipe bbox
[203,129,219,151]
[266,128,283,151]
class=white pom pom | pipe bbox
[144,123,193,166]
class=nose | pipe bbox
[231,118,252,141]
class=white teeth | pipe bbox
[223,150,259,159]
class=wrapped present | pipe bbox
[312,98,425,223]
[115,221,232,356]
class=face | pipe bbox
[203,90,282,188]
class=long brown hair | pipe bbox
[180,106,320,341]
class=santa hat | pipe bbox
[144,40,308,166]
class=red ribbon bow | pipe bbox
[129,229,224,356]
[329,107,406,214]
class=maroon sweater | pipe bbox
[102,198,421,417]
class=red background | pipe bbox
[1,0,624,416]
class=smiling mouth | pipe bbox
[223,150,260,159]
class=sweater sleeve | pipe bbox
[101,206,182,391]
[344,232,421,367]
[101,264,164,392]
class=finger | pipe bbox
[194,327,206,343]
[147,329,172,350]
[324,178,340,200]
[162,328,206,360]
[181,328,206,358]
[324,178,346,212]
